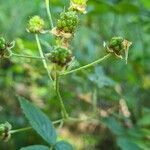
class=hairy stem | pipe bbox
[35,34,53,82]
[45,0,54,29]
[12,53,45,59]
[55,73,69,119]
[61,53,111,76]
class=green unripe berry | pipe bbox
[108,37,124,52]
[27,16,45,33]
[46,46,72,67]
[0,122,12,142]
[0,37,6,50]
[56,11,79,33]
[0,37,14,58]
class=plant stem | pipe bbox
[10,127,32,134]
[61,53,111,76]
[35,34,53,82]
[10,119,62,134]
[55,73,69,119]
[12,53,45,59]
[53,119,63,125]
[45,0,54,29]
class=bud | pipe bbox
[105,36,132,63]
[69,0,88,14]
[27,16,45,34]
[51,11,79,39]
[0,122,12,142]
[46,46,73,67]
[0,37,14,58]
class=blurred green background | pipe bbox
[0,0,150,149]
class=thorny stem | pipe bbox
[45,0,54,29]
[60,53,111,76]
[55,73,69,119]
[35,34,53,82]
[12,53,45,60]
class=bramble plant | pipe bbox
[0,0,132,149]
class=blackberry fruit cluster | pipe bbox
[56,11,79,33]
[27,16,45,33]
[47,47,72,67]
[107,37,125,56]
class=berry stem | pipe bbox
[10,119,63,134]
[55,73,69,119]
[60,53,111,76]
[12,53,46,59]
[35,34,53,82]
[10,127,32,134]
[45,0,54,29]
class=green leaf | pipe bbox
[137,113,150,127]
[140,0,150,9]
[20,145,49,150]
[88,66,116,88]
[19,97,57,145]
[102,117,125,135]
[55,141,74,150]
[117,137,142,150]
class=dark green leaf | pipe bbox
[55,141,74,150]
[19,97,57,145]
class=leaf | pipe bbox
[140,0,150,9]
[117,137,142,150]
[19,97,57,145]
[137,113,150,127]
[88,66,116,88]
[55,141,74,150]
[102,117,125,135]
[20,145,49,150]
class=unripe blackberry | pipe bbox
[0,122,12,142]
[56,11,79,33]
[0,37,14,58]
[105,36,132,63]
[46,46,72,67]
[27,16,45,33]
[108,37,124,53]
[0,37,6,50]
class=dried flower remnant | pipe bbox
[69,0,88,14]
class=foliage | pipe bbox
[0,0,150,150]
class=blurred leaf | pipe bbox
[137,113,150,126]
[102,117,125,135]
[115,2,140,14]
[20,145,49,150]
[88,66,116,88]
[117,137,142,150]
[140,0,150,9]
[55,141,74,150]
[19,97,57,145]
